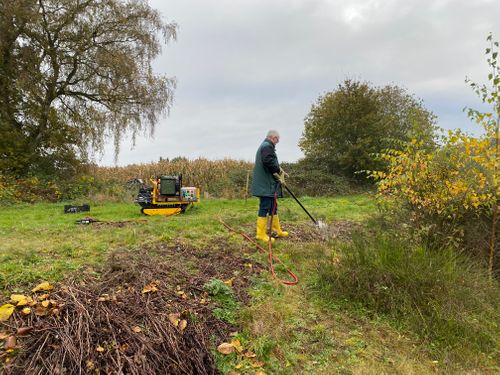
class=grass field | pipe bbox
[0,194,498,374]
[0,195,375,290]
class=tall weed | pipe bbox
[313,233,500,360]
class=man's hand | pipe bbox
[279,167,289,178]
[273,170,287,185]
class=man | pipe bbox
[251,130,288,242]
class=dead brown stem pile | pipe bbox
[1,241,260,374]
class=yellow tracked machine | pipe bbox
[134,175,199,216]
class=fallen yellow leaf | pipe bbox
[178,319,187,331]
[10,294,32,306]
[231,339,243,353]
[254,371,266,375]
[168,313,180,327]
[96,345,105,353]
[142,283,158,294]
[331,256,341,265]
[217,342,235,355]
[32,282,54,292]
[251,360,265,368]
[41,300,50,308]
[37,294,49,301]
[223,279,233,287]
[176,290,187,299]
[98,295,109,302]
[0,304,15,321]
[9,294,26,302]
[21,307,31,315]
[17,298,32,307]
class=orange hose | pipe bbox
[219,219,299,285]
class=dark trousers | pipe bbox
[258,196,278,217]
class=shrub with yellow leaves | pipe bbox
[370,34,499,275]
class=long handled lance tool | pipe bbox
[282,184,318,225]
[274,172,326,228]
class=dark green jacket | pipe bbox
[251,139,282,197]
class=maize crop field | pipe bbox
[90,158,254,198]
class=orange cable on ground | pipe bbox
[219,219,299,285]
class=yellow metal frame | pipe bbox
[150,178,200,207]
[142,207,182,216]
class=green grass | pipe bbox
[0,195,372,290]
[1,194,498,374]
[231,244,439,374]
[311,234,500,367]
[227,224,499,373]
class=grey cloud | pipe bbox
[99,0,500,166]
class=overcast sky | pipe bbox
[99,0,500,166]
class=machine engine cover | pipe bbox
[160,175,181,196]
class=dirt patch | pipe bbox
[1,240,262,374]
[240,220,359,243]
[284,220,359,242]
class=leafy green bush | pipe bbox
[299,79,437,181]
[0,173,134,204]
[372,138,496,266]
[58,175,97,200]
[0,175,20,205]
[313,233,500,361]
[0,175,61,204]
[280,162,356,196]
[370,36,499,273]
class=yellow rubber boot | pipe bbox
[271,215,289,237]
[256,217,275,243]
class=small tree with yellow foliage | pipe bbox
[371,34,499,276]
